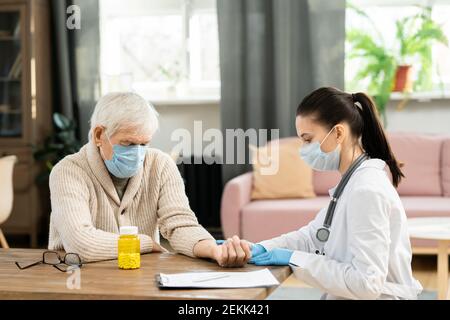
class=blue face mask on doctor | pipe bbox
[102,135,147,179]
[299,126,341,171]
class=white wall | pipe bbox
[385,98,450,135]
[151,102,221,154]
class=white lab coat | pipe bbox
[259,158,423,300]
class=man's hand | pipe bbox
[213,235,252,267]
[193,236,251,267]
[216,240,266,262]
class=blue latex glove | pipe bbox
[249,248,293,266]
[251,244,267,257]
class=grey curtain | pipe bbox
[51,0,100,143]
[217,0,346,183]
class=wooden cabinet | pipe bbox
[0,0,52,247]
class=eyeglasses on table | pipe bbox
[15,250,82,272]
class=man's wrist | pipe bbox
[207,240,218,259]
[194,239,217,259]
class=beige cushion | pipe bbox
[250,138,316,200]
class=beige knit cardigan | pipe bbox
[48,140,214,262]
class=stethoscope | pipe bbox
[315,153,369,255]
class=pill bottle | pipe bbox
[118,226,140,269]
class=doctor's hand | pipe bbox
[216,240,266,259]
[250,243,267,257]
[212,236,252,267]
[249,248,294,266]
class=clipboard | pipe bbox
[156,269,279,289]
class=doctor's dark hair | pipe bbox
[296,87,404,187]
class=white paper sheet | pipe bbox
[157,268,280,288]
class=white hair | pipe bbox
[89,92,159,140]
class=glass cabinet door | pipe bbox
[0,10,22,138]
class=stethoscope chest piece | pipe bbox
[316,227,330,242]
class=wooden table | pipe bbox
[0,249,291,300]
[408,217,450,300]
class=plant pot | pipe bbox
[393,65,413,92]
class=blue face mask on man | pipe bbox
[299,126,341,171]
[102,135,147,179]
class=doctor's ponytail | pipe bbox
[297,87,404,187]
[352,92,404,187]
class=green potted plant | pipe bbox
[346,27,396,123]
[395,6,448,92]
[346,3,448,122]
[33,113,82,183]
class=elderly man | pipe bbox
[48,92,250,267]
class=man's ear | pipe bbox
[93,126,105,146]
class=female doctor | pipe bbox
[247,87,423,300]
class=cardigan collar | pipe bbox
[86,140,144,208]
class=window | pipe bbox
[99,0,220,102]
[345,0,450,97]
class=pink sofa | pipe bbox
[220,132,450,252]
